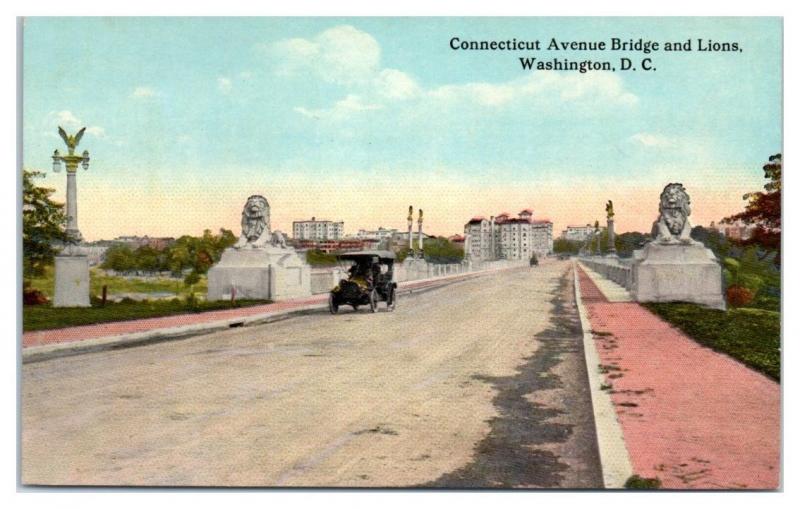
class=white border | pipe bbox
[4,1,798,508]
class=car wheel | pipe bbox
[328,293,339,314]
[387,287,396,311]
[369,289,378,313]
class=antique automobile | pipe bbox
[329,251,397,313]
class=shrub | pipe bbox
[184,270,201,286]
[726,285,754,307]
[23,287,49,306]
[625,475,662,489]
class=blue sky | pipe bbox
[22,17,782,239]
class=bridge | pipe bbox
[21,259,779,488]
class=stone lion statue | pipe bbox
[234,195,271,249]
[651,183,698,244]
[271,230,288,249]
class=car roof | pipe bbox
[336,250,396,262]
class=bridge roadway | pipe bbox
[22,260,602,488]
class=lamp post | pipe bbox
[417,209,424,259]
[407,205,414,253]
[51,126,92,307]
[606,200,617,257]
[52,126,90,251]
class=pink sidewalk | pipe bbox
[577,266,780,489]
[22,271,488,349]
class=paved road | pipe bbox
[22,260,602,488]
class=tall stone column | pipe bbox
[52,127,91,307]
[607,218,616,256]
[490,216,495,260]
[407,205,414,253]
[65,170,82,243]
[417,209,424,259]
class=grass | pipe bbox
[644,302,780,382]
[23,298,270,332]
[26,266,207,297]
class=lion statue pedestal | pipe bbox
[630,184,725,310]
[207,195,311,302]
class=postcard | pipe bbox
[20,17,781,489]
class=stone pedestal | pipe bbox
[207,246,311,301]
[632,243,725,309]
[53,254,91,307]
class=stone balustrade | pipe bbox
[308,258,529,295]
[579,256,633,290]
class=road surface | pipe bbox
[22,260,602,488]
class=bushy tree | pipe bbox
[724,153,781,262]
[615,231,650,258]
[22,170,66,279]
[101,244,136,272]
[422,237,464,264]
[553,238,582,255]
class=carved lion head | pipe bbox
[658,183,691,236]
[241,195,270,242]
[243,195,268,218]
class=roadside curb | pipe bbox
[572,260,633,489]
[22,267,520,364]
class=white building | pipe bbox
[355,227,397,241]
[465,209,553,262]
[561,224,595,242]
[292,217,344,241]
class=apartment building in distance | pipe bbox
[292,217,344,241]
[465,209,553,262]
[560,224,595,242]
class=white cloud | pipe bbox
[629,132,676,148]
[52,110,81,128]
[42,110,105,140]
[270,25,637,123]
[267,25,381,85]
[294,94,382,121]
[374,69,421,100]
[428,72,638,108]
[131,86,158,99]
[217,76,232,94]
[85,126,106,138]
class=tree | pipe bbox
[724,153,781,261]
[422,237,464,264]
[101,244,136,272]
[615,231,650,258]
[22,170,66,279]
[553,238,582,255]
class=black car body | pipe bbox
[329,251,397,313]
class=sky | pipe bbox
[22,17,782,241]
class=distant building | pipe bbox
[448,234,465,248]
[710,220,757,241]
[355,227,397,241]
[561,224,595,242]
[390,231,434,251]
[465,209,553,261]
[292,238,378,253]
[112,235,175,250]
[292,217,344,241]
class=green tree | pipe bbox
[22,169,66,279]
[101,244,136,272]
[724,153,781,261]
[422,237,464,264]
[553,238,582,255]
[615,231,650,258]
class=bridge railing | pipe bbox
[579,256,633,290]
